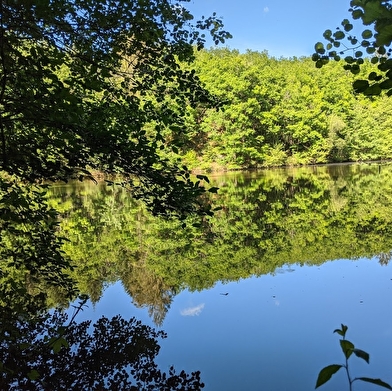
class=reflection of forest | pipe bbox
[49,163,392,324]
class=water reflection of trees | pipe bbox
[49,164,392,325]
[1,306,203,390]
[377,251,392,266]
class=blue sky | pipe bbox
[187,0,354,58]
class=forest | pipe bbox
[1,0,392,389]
[177,49,392,171]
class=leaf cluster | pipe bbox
[0,0,231,219]
[313,0,392,96]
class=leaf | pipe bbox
[196,174,210,183]
[380,79,392,90]
[315,42,325,54]
[352,9,364,19]
[315,364,343,388]
[334,31,345,40]
[333,324,348,337]
[362,29,373,39]
[353,348,370,364]
[323,29,332,39]
[50,336,69,353]
[353,79,369,93]
[344,23,353,32]
[357,377,392,390]
[208,187,219,194]
[363,84,382,96]
[340,339,354,359]
[27,369,40,380]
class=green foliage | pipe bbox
[0,2,232,385]
[41,164,392,324]
[316,324,392,390]
[0,0,231,219]
[0,173,77,314]
[177,48,392,171]
[313,0,392,96]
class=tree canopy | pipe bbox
[0,0,230,218]
[313,0,392,96]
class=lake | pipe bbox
[51,163,392,391]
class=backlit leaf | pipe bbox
[340,339,354,359]
[353,348,370,364]
[315,365,342,388]
[362,29,373,39]
[357,377,392,390]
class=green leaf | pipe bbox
[345,55,355,64]
[315,42,325,54]
[353,348,370,364]
[366,46,376,54]
[362,29,373,39]
[27,369,40,380]
[341,19,350,26]
[208,187,219,194]
[315,365,343,388]
[357,377,392,390]
[340,339,354,359]
[334,31,346,40]
[371,56,379,64]
[323,29,332,39]
[334,324,348,337]
[344,23,353,32]
[353,79,369,93]
[50,336,69,353]
[363,84,382,96]
[380,79,392,90]
[352,9,364,19]
[196,174,210,183]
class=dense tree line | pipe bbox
[177,48,392,171]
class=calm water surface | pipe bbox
[56,164,392,391]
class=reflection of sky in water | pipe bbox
[74,257,392,391]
